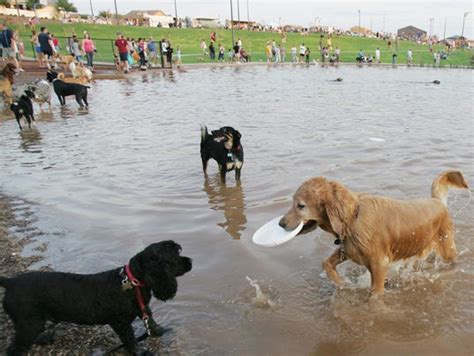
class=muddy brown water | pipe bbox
[0,65,473,355]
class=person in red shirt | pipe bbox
[114,33,130,73]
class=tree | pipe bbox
[0,0,10,7]
[99,10,112,19]
[26,0,43,10]
[55,0,77,13]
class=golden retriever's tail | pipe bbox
[431,170,469,206]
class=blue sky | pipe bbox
[73,1,472,38]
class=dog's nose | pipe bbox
[279,218,287,229]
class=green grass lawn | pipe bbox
[14,20,473,67]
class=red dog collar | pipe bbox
[124,264,150,334]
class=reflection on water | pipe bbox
[0,65,472,355]
[19,129,42,153]
[203,174,247,240]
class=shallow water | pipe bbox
[1,65,473,355]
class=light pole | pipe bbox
[237,0,240,28]
[428,17,434,39]
[89,0,94,18]
[174,0,179,27]
[114,0,119,26]
[358,9,361,36]
[247,0,250,30]
[15,0,20,17]
[229,0,235,48]
[461,11,471,38]
[443,16,447,41]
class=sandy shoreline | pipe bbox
[0,194,165,354]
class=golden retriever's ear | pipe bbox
[325,181,359,238]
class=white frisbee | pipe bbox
[252,216,304,247]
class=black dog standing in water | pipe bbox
[46,70,89,108]
[200,125,244,183]
[10,89,37,130]
[0,241,192,355]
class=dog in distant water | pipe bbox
[10,89,37,130]
[201,125,244,183]
[0,240,192,355]
[279,171,469,298]
[46,70,89,108]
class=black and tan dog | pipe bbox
[0,241,192,355]
[200,125,244,183]
[46,70,89,108]
[10,89,37,131]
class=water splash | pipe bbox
[246,276,276,308]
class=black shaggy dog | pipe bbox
[0,241,192,355]
[46,70,89,108]
[200,125,244,183]
[10,89,37,131]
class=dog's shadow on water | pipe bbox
[203,174,247,240]
[19,129,42,153]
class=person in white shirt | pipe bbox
[375,47,381,64]
[291,46,297,63]
[299,43,306,63]
[407,48,413,65]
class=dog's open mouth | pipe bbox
[299,220,318,235]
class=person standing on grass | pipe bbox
[30,29,43,67]
[375,47,381,64]
[299,43,306,63]
[233,41,240,62]
[200,39,207,56]
[147,37,158,66]
[305,47,311,64]
[281,45,286,63]
[392,53,397,66]
[176,45,182,67]
[71,37,82,62]
[11,31,24,71]
[114,33,130,73]
[209,41,216,61]
[218,43,225,62]
[265,41,272,63]
[334,46,340,63]
[161,38,168,65]
[166,42,173,67]
[407,48,413,66]
[274,44,281,63]
[82,34,95,70]
[38,26,54,69]
[0,22,22,70]
[291,45,297,63]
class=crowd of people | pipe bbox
[113,34,178,72]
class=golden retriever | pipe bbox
[0,63,16,104]
[279,171,469,297]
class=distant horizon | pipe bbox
[70,1,472,38]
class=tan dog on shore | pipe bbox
[279,171,469,298]
[57,73,89,85]
[0,63,16,104]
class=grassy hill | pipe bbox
[13,20,473,67]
